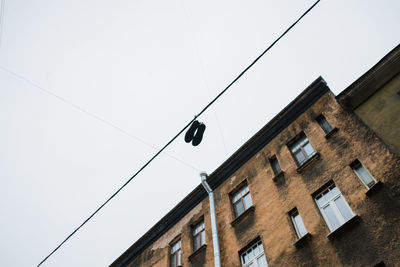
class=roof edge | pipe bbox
[337,44,400,109]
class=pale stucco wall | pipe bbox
[355,74,400,156]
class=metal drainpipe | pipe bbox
[200,172,221,267]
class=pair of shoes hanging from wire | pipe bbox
[184,120,206,146]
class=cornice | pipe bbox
[337,44,400,109]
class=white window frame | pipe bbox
[351,160,376,189]
[289,209,307,239]
[170,239,181,267]
[314,183,355,232]
[240,241,268,267]
[192,221,205,251]
[289,133,316,166]
[231,184,253,218]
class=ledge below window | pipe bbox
[188,244,207,262]
[231,205,255,227]
[293,232,312,248]
[272,171,284,182]
[327,215,360,240]
[296,152,320,173]
[366,181,383,196]
[325,127,339,139]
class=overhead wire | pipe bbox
[33,0,321,265]
[0,65,200,172]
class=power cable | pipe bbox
[34,0,321,265]
[0,65,200,172]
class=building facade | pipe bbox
[112,47,400,267]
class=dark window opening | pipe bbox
[269,156,282,175]
[316,114,334,134]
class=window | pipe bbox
[289,208,307,238]
[314,183,355,232]
[231,184,253,218]
[316,114,334,134]
[350,160,376,189]
[240,241,268,267]
[289,133,316,166]
[193,221,205,251]
[269,156,282,175]
[170,240,181,267]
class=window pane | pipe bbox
[243,194,252,209]
[334,196,354,222]
[297,135,307,146]
[354,165,375,188]
[194,234,200,250]
[270,157,281,174]
[237,188,244,199]
[177,250,181,265]
[170,254,176,267]
[193,221,204,235]
[324,189,334,202]
[293,213,307,238]
[201,229,205,245]
[318,116,333,133]
[322,119,333,133]
[248,247,254,260]
[253,243,260,255]
[303,142,315,157]
[315,194,325,207]
[171,240,180,253]
[257,255,268,267]
[291,143,301,152]
[234,201,244,217]
[294,150,306,164]
[323,204,341,231]
[330,185,339,196]
[243,185,249,194]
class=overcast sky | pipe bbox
[0,0,399,266]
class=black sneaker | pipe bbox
[185,120,200,143]
[192,123,206,146]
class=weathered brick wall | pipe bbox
[214,91,400,266]
[126,90,400,267]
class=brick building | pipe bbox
[111,46,400,267]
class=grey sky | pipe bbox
[0,0,399,266]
